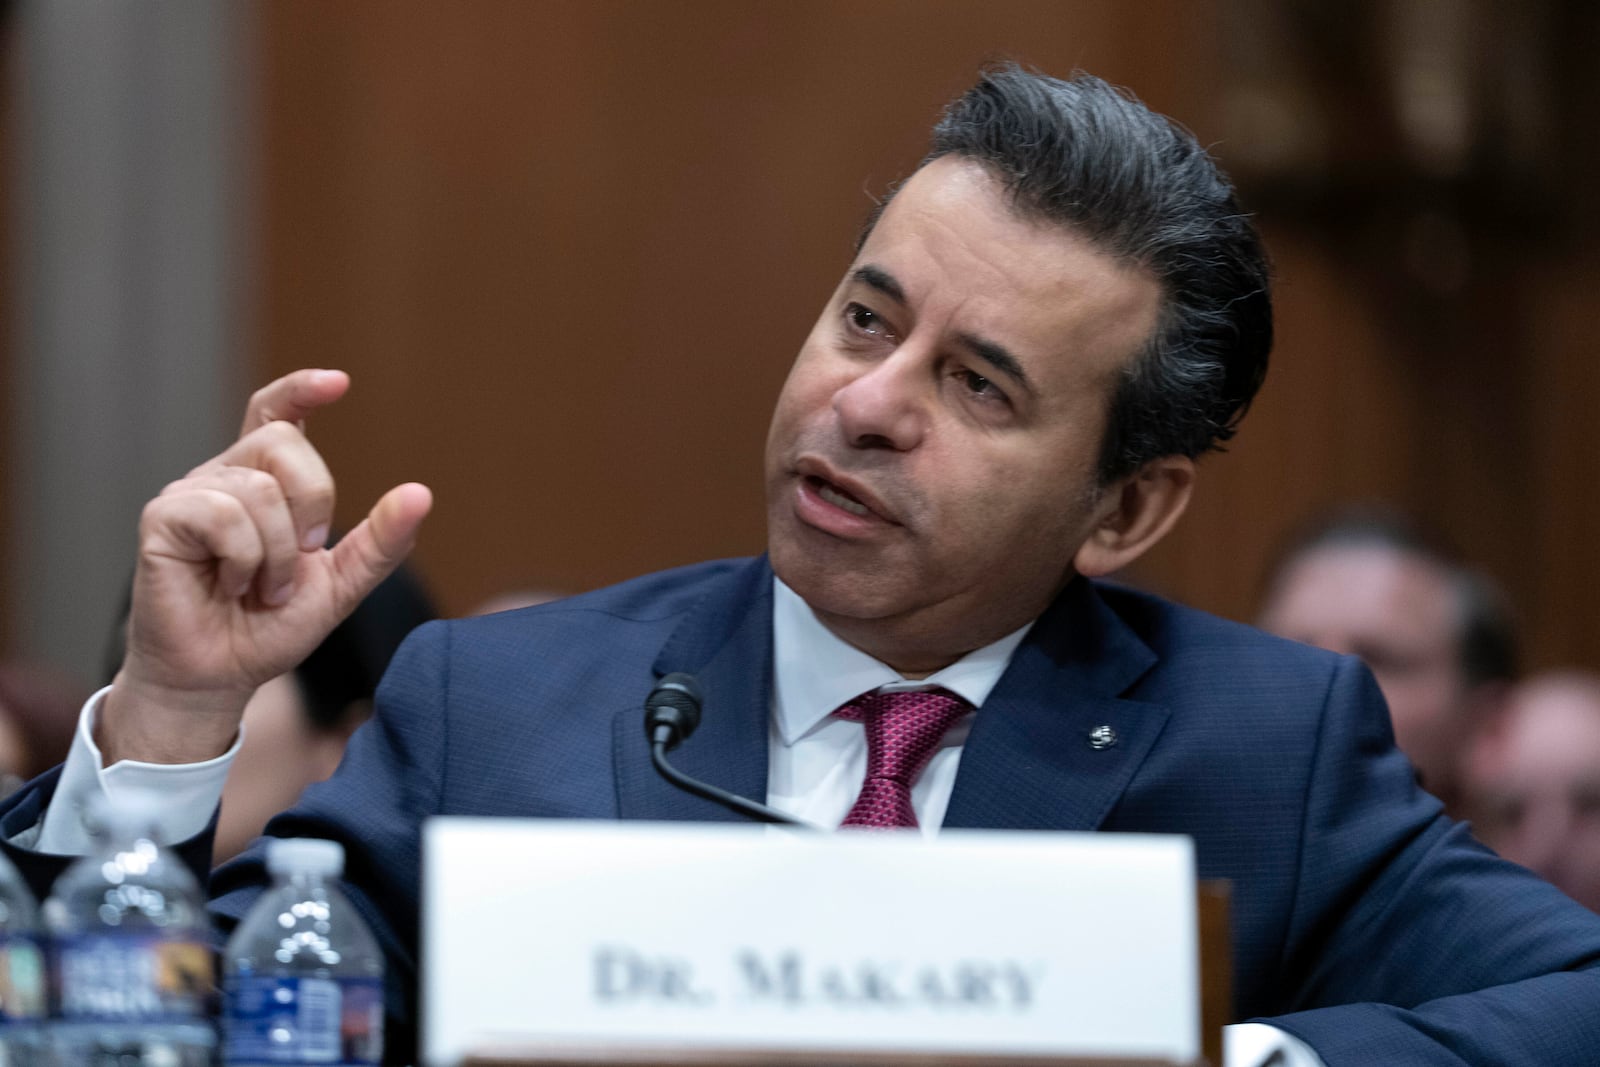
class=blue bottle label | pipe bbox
[223,975,383,1065]
[0,933,47,1021]
[55,931,213,1021]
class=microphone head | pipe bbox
[644,672,703,749]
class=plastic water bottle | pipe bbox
[43,791,216,1066]
[0,851,46,1066]
[222,838,383,1066]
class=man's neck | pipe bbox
[769,577,1035,744]
[809,603,1038,679]
[767,566,1074,678]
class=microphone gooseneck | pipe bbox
[642,673,809,828]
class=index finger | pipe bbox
[238,369,352,439]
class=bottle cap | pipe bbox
[266,837,345,878]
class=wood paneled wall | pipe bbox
[255,2,1600,671]
[254,1,1214,603]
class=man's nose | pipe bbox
[831,350,927,451]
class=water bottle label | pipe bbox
[224,975,383,1065]
[54,932,213,1022]
[0,933,46,1021]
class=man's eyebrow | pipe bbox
[852,263,1030,391]
[852,265,906,306]
[958,333,1031,390]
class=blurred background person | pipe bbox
[217,559,436,863]
[0,661,84,798]
[1462,671,1600,914]
[1257,507,1518,815]
[104,554,437,864]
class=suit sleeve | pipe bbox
[1258,658,1600,1065]
[208,617,454,1066]
[0,764,218,909]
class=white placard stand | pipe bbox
[423,820,1201,1067]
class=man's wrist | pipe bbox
[26,687,241,855]
[97,670,249,766]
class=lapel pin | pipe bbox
[1087,724,1118,750]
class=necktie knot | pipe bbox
[834,687,969,829]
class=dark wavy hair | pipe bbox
[863,65,1273,484]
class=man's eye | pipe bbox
[844,302,892,338]
[958,369,1003,401]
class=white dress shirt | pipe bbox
[766,576,1029,834]
[32,576,1321,1066]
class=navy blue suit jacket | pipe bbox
[6,555,1600,1065]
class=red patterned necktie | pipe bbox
[834,688,970,829]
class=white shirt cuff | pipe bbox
[24,686,240,855]
[1226,1022,1327,1067]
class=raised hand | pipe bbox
[99,370,432,765]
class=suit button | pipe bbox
[1087,724,1118,750]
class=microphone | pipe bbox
[645,673,703,751]
[644,673,809,827]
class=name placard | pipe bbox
[422,820,1197,1066]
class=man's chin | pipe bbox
[768,545,906,622]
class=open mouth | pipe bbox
[811,476,872,517]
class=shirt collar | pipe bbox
[770,576,1034,747]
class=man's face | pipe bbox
[1259,544,1468,791]
[1464,678,1600,913]
[764,157,1161,672]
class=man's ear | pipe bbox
[1073,456,1195,578]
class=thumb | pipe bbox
[325,482,434,614]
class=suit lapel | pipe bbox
[944,579,1170,831]
[613,565,1172,832]
[614,558,776,823]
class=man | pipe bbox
[1462,670,1600,913]
[1258,510,1518,813]
[3,67,1598,1066]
